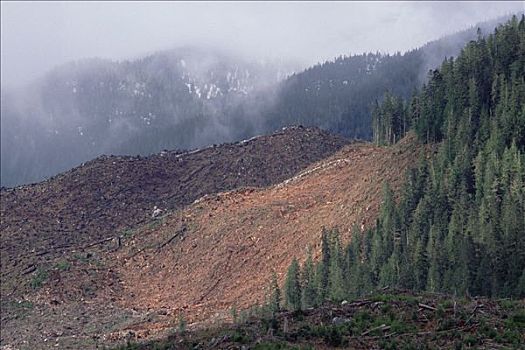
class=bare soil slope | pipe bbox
[116,134,426,334]
[1,126,347,296]
[0,131,427,349]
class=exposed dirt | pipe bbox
[1,126,348,297]
[115,133,427,337]
[0,130,428,349]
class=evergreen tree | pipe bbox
[328,230,345,301]
[301,250,318,309]
[517,269,525,298]
[413,238,429,291]
[319,228,331,300]
[345,226,362,297]
[269,271,281,314]
[294,17,525,302]
[284,258,302,311]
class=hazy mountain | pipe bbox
[262,14,518,139]
[0,15,518,187]
[1,14,524,350]
[1,48,296,187]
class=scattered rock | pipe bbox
[332,316,351,325]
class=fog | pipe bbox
[2,1,523,89]
[1,1,524,187]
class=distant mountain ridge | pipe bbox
[262,14,520,139]
[1,14,519,187]
[1,47,296,187]
[1,15,524,349]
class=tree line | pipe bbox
[278,15,525,311]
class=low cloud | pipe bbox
[2,1,523,88]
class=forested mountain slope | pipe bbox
[1,15,524,350]
[262,15,518,140]
[280,15,525,313]
[1,15,517,187]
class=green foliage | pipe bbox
[279,17,525,309]
[114,342,140,350]
[55,260,71,271]
[319,228,331,301]
[327,230,345,302]
[301,249,317,309]
[30,268,48,289]
[5,299,34,320]
[253,342,311,350]
[122,228,137,238]
[284,258,302,311]
[230,329,250,344]
[372,92,408,145]
[269,271,282,314]
[177,313,187,335]
[108,289,525,350]
[323,326,343,347]
[230,304,238,323]
[12,300,34,309]
[505,311,525,330]
[366,15,525,299]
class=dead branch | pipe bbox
[21,264,37,275]
[361,324,390,336]
[157,226,186,250]
[465,303,484,324]
[418,303,437,311]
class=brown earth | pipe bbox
[114,133,428,337]
[0,126,348,298]
[0,130,428,349]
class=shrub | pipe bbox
[30,268,48,289]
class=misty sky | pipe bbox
[1,1,523,88]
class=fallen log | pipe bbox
[361,324,391,336]
[418,303,437,311]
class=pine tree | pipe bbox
[269,271,281,314]
[319,228,331,301]
[284,258,302,311]
[345,226,362,296]
[301,250,318,309]
[426,225,443,292]
[380,182,397,259]
[517,269,525,298]
[301,18,525,300]
[328,231,345,301]
[413,238,428,291]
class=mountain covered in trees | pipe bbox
[0,48,295,187]
[1,16,516,187]
[262,15,517,140]
[281,15,525,313]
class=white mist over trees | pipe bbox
[1,2,523,187]
[0,48,295,186]
[2,1,522,89]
